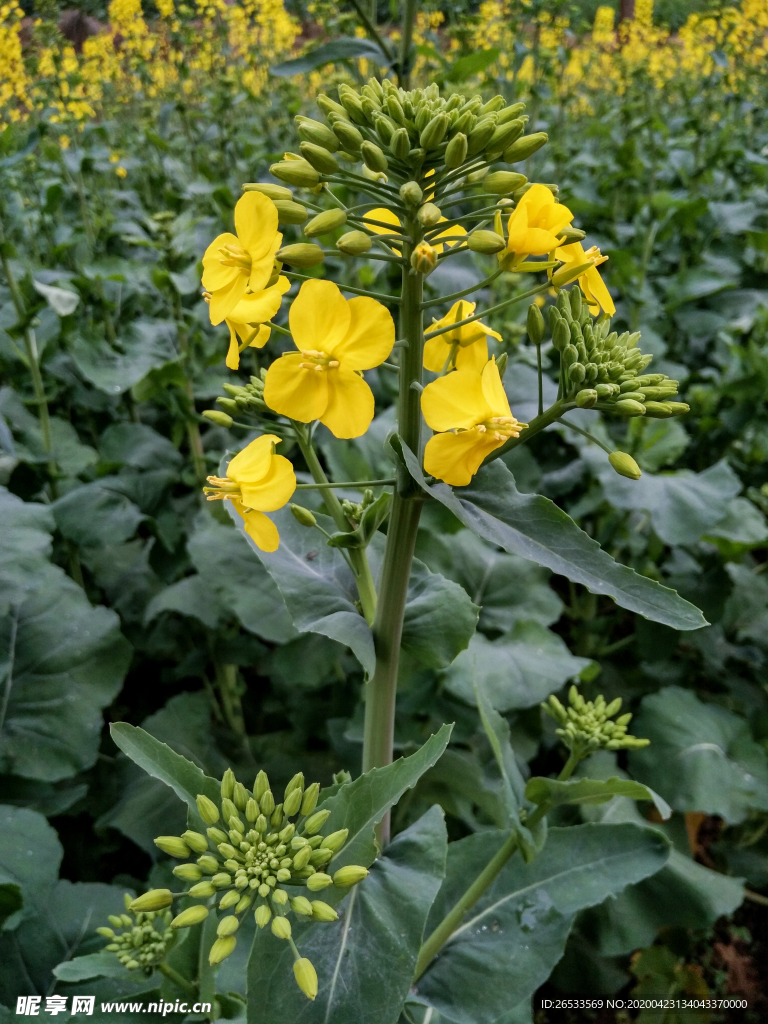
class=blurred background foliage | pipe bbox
[1,0,768,1018]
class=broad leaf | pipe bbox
[398,557,479,669]
[144,575,225,630]
[99,422,183,472]
[70,319,178,395]
[417,823,670,1024]
[525,776,671,820]
[247,806,447,1024]
[54,952,130,982]
[0,805,62,928]
[628,686,768,824]
[33,279,79,316]
[445,48,500,82]
[54,479,146,548]
[401,445,705,631]
[271,37,392,77]
[443,626,589,712]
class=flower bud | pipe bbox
[291,896,313,916]
[275,243,325,268]
[310,848,332,867]
[575,389,598,408]
[288,504,316,529]
[209,935,236,965]
[613,399,646,416]
[337,230,372,255]
[293,958,318,1001]
[299,142,338,175]
[221,798,238,823]
[304,809,331,835]
[333,865,369,888]
[487,118,526,155]
[503,132,548,163]
[305,209,347,237]
[283,787,303,817]
[197,852,220,871]
[420,112,450,150]
[274,200,309,225]
[390,127,410,160]
[646,401,689,417]
[569,362,586,384]
[608,452,642,480]
[242,182,292,200]
[271,916,292,940]
[297,118,339,152]
[279,822,296,843]
[551,319,571,352]
[445,132,468,169]
[483,170,528,195]
[292,845,313,870]
[258,790,274,816]
[311,900,339,922]
[154,836,191,859]
[468,230,506,254]
[495,352,508,379]
[361,140,388,173]
[317,94,347,119]
[306,872,333,891]
[254,770,269,800]
[320,828,348,853]
[557,226,587,244]
[216,915,239,938]
[497,101,526,124]
[410,242,438,275]
[171,905,210,929]
[221,768,235,801]
[552,260,595,288]
[215,397,239,416]
[417,202,442,227]
[467,116,497,156]
[173,863,203,882]
[254,905,271,928]
[219,890,240,909]
[400,180,423,206]
[373,113,396,146]
[270,160,321,187]
[212,872,232,888]
[196,795,219,825]
[202,409,233,428]
[129,890,173,913]
[333,120,363,154]
[526,303,546,346]
[300,783,320,816]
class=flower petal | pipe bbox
[263,352,329,423]
[226,325,240,370]
[235,192,279,259]
[202,232,240,292]
[583,265,615,316]
[208,275,248,326]
[363,208,401,235]
[423,334,454,373]
[480,358,512,417]
[248,325,271,349]
[239,453,296,511]
[228,277,290,326]
[289,280,350,355]
[332,296,395,369]
[248,234,282,294]
[227,433,281,485]
[321,367,375,439]
[233,500,280,552]
[455,337,489,372]
[424,430,502,486]
[421,368,489,432]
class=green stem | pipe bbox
[399,0,418,89]
[559,416,614,456]
[215,663,246,740]
[293,424,377,626]
[421,269,503,309]
[536,343,544,417]
[483,398,573,465]
[346,0,394,66]
[283,271,400,304]
[174,294,207,485]
[158,962,197,997]
[294,478,395,489]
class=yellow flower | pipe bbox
[202,192,283,326]
[115,166,127,178]
[424,300,502,374]
[552,241,615,315]
[362,210,466,254]
[421,359,526,486]
[203,434,295,552]
[221,277,291,370]
[263,280,395,439]
[496,184,574,270]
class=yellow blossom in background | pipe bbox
[204,434,296,551]
[553,242,615,316]
[495,185,574,271]
[263,279,395,439]
[423,301,502,374]
[422,359,526,487]
[202,192,283,326]
[221,278,290,370]
[116,166,128,178]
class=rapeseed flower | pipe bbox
[262,280,395,439]
[422,359,526,486]
[221,278,291,370]
[552,241,615,315]
[424,301,502,374]
[202,192,283,325]
[495,184,574,271]
[204,434,295,551]
[362,210,466,253]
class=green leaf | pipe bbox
[270,37,392,77]
[628,685,768,824]
[418,823,670,1024]
[144,575,225,630]
[246,806,447,1024]
[445,47,500,82]
[0,575,131,782]
[525,776,671,820]
[443,626,589,712]
[631,418,690,473]
[400,557,478,670]
[70,319,178,395]
[706,497,768,546]
[319,724,453,872]
[99,423,183,472]
[32,279,79,316]
[0,487,55,611]
[53,479,146,548]
[0,805,62,928]
[54,952,130,982]
[400,446,706,631]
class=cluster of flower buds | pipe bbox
[202,371,268,428]
[542,685,650,758]
[97,895,174,972]
[545,289,688,419]
[340,488,376,524]
[128,768,368,1000]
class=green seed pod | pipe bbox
[273,199,309,225]
[219,889,241,909]
[337,230,372,255]
[487,118,526,155]
[293,957,318,1001]
[575,389,598,408]
[445,132,468,169]
[483,170,527,195]
[310,900,339,922]
[271,916,292,940]
[171,905,210,930]
[291,896,313,916]
[300,783,320,816]
[390,127,410,160]
[275,243,325,268]
[467,229,506,254]
[497,101,526,124]
[270,160,321,188]
[173,863,203,882]
[320,829,348,853]
[420,112,449,150]
[527,303,546,346]
[613,399,646,416]
[333,865,369,888]
[467,116,497,156]
[129,890,173,913]
[254,905,271,928]
[503,132,548,163]
[297,118,339,152]
[241,182,292,201]
[154,836,191,859]
[196,795,219,825]
[306,872,333,891]
[304,209,347,238]
[283,787,303,817]
[211,872,232,889]
[209,935,236,965]
[361,140,388,173]
[299,142,338,175]
[202,409,233,428]
[417,202,442,227]
[609,451,642,480]
[400,180,423,207]
[333,119,363,154]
